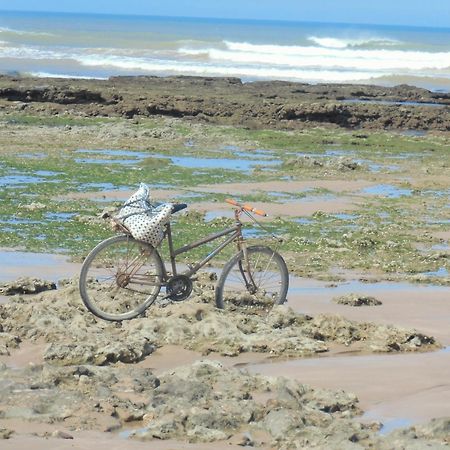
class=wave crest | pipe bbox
[308,36,400,49]
[0,26,54,37]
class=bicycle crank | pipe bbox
[166,275,193,301]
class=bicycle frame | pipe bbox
[162,220,243,281]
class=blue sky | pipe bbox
[1,0,449,28]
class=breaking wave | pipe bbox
[0,26,54,37]
[307,36,400,49]
[1,38,449,86]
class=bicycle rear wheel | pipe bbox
[79,234,164,321]
[215,245,289,311]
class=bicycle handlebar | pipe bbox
[225,198,267,217]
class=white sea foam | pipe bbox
[76,54,382,82]
[0,26,54,37]
[28,71,108,80]
[211,41,450,71]
[1,38,449,85]
[307,36,400,48]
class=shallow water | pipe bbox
[377,418,413,435]
[295,217,314,225]
[170,155,280,172]
[422,267,449,278]
[430,243,450,250]
[342,99,447,108]
[75,157,140,165]
[0,250,79,282]
[361,184,413,198]
[44,212,76,222]
[74,148,281,173]
[0,174,44,187]
[204,210,235,222]
[288,277,450,295]
[399,129,428,137]
[332,213,359,220]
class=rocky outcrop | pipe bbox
[0,274,446,448]
[0,277,56,295]
[0,75,448,131]
[0,280,438,365]
[333,293,383,306]
[0,359,448,448]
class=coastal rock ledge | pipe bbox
[0,75,449,131]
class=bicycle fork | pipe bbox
[236,243,257,294]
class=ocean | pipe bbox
[1,10,450,91]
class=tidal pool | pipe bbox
[361,184,413,198]
[74,148,281,173]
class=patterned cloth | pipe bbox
[115,183,173,247]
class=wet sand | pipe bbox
[288,277,450,344]
[0,249,80,283]
[0,427,249,450]
[62,179,368,218]
[1,244,449,446]
[191,179,375,195]
[243,277,450,426]
[248,349,450,426]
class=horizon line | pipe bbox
[1,8,450,31]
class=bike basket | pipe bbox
[115,183,173,247]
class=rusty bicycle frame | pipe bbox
[161,207,252,284]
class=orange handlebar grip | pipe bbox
[225,198,267,217]
[225,198,239,206]
[243,204,267,217]
[253,208,267,217]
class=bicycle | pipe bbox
[79,190,289,321]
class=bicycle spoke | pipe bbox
[80,235,163,321]
[216,246,288,311]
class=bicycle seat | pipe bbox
[171,203,187,214]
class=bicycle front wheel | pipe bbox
[215,245,289,310]
[79,235,164,321]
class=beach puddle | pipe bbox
[288,277,449,296]
[332,213,359,220]
[170,155,279,172]
[341,99,447,109]
[74,149,281,173]
[204,210,235,222]
[428,219,450,225]
[20,152,47,159]
[378,418,414,435]
[295,217,314,225]
[430,243,450,250]
[0,250,80,282]
[0,174,45,187]
[44,212,76,221]
[399,130,428,137]
[0,218,42,225]
[361,184,413,198]
[232,148,275,160]
[118,426,148,439]
[421,267,449,278]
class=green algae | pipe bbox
[0,112,448,284]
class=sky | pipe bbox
[0,0,449,28]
